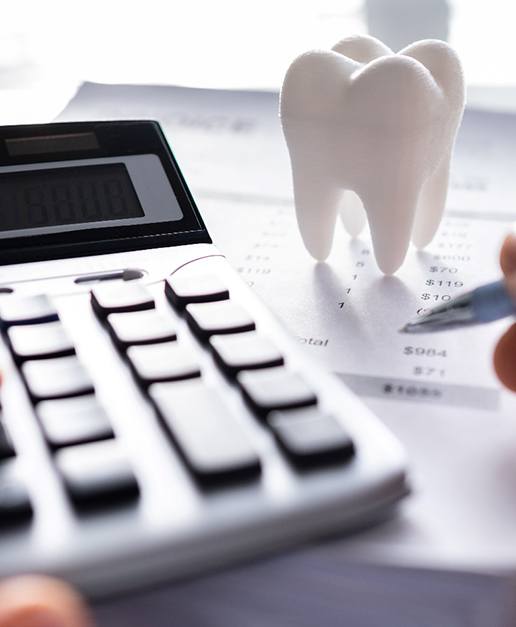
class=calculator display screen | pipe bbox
[0,153,184,240]
[0,120,209,264]
[0,163,144,232]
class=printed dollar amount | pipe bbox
[403,346,447,358]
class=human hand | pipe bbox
[0,576,91,627]
[493,233,516,391]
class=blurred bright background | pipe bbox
[0,0,514,122]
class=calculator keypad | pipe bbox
[0,269,357,530]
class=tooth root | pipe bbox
[362,183,421,274]
[292,171,339,261]
[411,152,451,249]
[339,190,367,237]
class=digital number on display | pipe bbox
[0,163,144,231]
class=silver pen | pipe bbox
[401,279,516,334]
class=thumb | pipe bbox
[493,234,516,391]
[0,576,92,627]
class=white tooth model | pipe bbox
[280,35,465,274]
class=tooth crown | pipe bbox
[280,35,465,274]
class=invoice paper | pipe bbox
[59,83,516,574]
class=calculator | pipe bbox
[0,120,408,598]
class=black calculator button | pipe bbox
[165,274,229,310]
[0,423,15,460]
[237,368,317,418]
[268,407,355,467]
[91,284,154,318]
[210,332,284,377]
[22,356,94,403]
[56,440,139,509]
[107,310,177,349]
[0,463,32,525]
[128,342,201,386]
[186,301,255,342]
[7,321,75,361]
[0,294,58,327]
[37,396,114,449]
[150,381,260,484]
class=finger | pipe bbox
[495,233,516,390]
[500,233,516,277]
[0,576,92,627]
[493,323,516,393]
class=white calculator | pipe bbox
[0,120,408,598]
